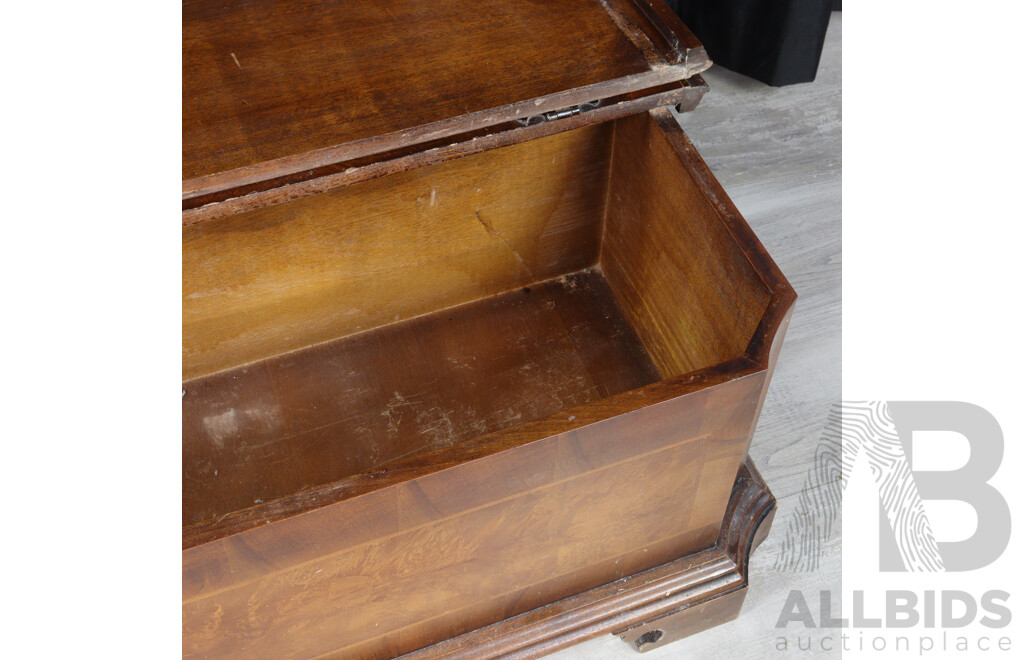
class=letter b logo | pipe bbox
[882,402,1010,571]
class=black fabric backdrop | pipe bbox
[666,0,838,86]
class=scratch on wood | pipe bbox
[474,210,536,280]
[595,0,664,67]
[230,52,242,69]
[416,406,456,448]
[381,392,412,433]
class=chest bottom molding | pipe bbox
[399,458,775,658]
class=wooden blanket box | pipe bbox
[182,0,795,656]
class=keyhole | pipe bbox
[635,629,664,651]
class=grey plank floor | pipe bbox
[544,12,842,660]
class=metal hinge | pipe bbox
[516,100,601,127]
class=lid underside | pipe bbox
[183,0,708,199]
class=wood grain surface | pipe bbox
[183,269,660,526]
[396,459,777,659]
[182,106,795,657]
[180,5,809,657]
[183,376,763,658]
[601,110,771,378]
[183,0,709,199]
[181,77,709,221]
[183,123,614,380]
[543,13,842,659]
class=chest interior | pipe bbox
[182,111,771,528]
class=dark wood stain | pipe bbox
[182,2,795,657]
[183,0,709,197]
[182,78,707,213]
[601,108,773,377]
[182,109,795,658]
[183,269,660,527]
[183,122,616,380]
[397,459,777,659]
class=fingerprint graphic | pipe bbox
[841,401,944,572]
[774,401,944,572]
[773,404,843,572]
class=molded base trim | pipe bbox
[401,458,775,658]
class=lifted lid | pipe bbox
[183,0,708,203]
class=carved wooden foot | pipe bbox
[615,459,776,653]
[401,458,776,659]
